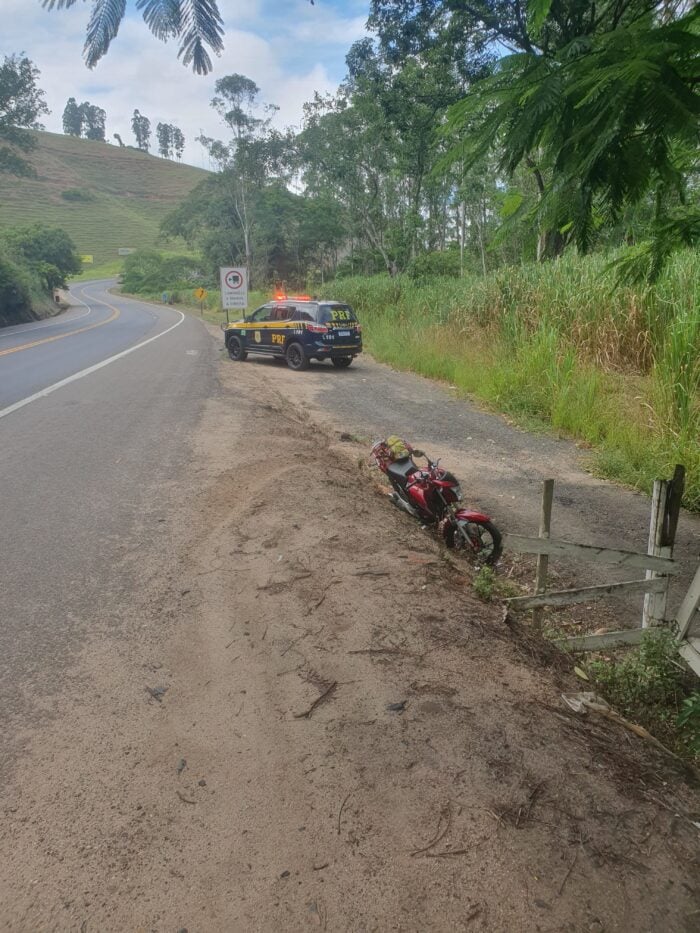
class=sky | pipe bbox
[1,0,370,168]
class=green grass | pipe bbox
[320,251,700,510]
[586,629,700,762]
[0,131,208,268]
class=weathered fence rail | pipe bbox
[502,467,699,675]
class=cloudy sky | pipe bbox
[1,0,369,167]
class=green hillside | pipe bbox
[0,131,208,269]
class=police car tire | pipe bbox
[332,356,353,368]
[228,336,247,361]
[286,342,309,371]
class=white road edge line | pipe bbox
[0,300,185,422]
[0,298,91,339]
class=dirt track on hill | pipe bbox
[1,339,699,932]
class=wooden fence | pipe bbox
[502,468,700,676]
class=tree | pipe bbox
[370,0,700,273]
[172,126,185,161]
[443,2,700,273]
[80,102,106,141]
[156,122,173,158]
[3,223,82,290]
[198,74,280,283]
[62,97,82,136]
[131,109,151,151]
[113,132,124,147]
[0,54,49,175]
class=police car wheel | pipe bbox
[332,356,353,368]
[286,342,309,371]
[228,336,247,361]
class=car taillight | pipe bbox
[306,323,328,334]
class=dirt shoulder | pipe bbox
[235,349,700,636]
[1,339,699,932]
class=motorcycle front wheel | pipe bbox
[454,519,502,565]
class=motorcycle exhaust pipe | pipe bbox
[391,492,419,517]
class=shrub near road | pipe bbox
[321,250,700,510]
[0,224,81,325]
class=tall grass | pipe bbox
[320,251,700,510]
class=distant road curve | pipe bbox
[0,280,183,415]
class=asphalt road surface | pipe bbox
[0,281,218,780]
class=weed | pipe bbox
[473,567,497,601]
[586,629,699,761]
[677,693,700,756]
[473,566,519,602]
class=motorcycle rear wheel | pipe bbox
[454,519,502,565]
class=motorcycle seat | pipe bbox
[387,457,418,483]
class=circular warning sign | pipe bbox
[225,270,243,290]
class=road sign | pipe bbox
[118,248,136,256]
[220,266,248,310]
[194,287,208,301]
[80,255,94,264]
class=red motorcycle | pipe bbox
[370,437,502,564]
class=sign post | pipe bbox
[193,287,208,316]
[219,267,248,324]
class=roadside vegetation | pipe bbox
[118,248,265,327]
[320,251,699,510]
[586,630,700,763]
[0,224,81,325]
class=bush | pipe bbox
[2,224,82,289]
[406,249,462,280]
[61,188,95,202]
[0,251,32,324]
[587,629,699,759]
[121,249,206,295]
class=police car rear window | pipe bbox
[319,304,357,324]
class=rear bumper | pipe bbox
[312,343,363,359]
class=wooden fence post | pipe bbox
[532,479,554,629]
[642,467,684,628]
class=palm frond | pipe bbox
[178,0,224,75]
[136,0,182,40]
[84,0,127,69]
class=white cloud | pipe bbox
[0,0,369,167]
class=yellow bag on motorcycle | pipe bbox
[386,435,411,460]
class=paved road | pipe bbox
[0,281,218,780]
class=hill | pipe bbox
[0,131,208,270]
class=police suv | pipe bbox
[223,296,362,371]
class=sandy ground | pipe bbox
[1,342,699,932]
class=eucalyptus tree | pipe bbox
[62,97,83,136]
[298,87,402,276]
[131,109,151,151]
[0,54,49,175]
[80,102,106,140]
[156,122,173,158]
[172,127,185,161]
[197,74,281,282]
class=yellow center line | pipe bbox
[0,303,120,358]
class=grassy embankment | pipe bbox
[0,130,208,280]
[321,251,699,511]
